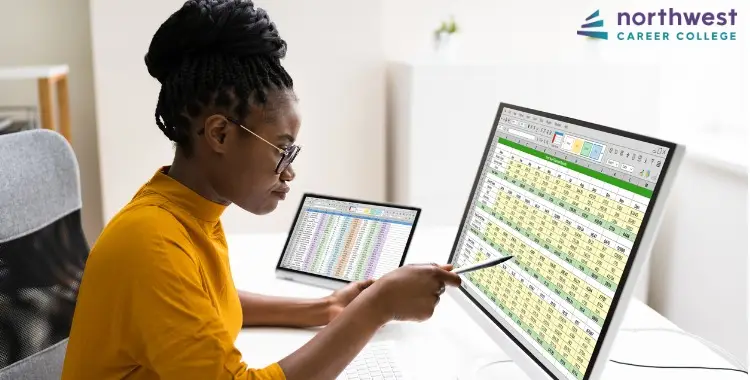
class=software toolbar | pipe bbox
[499,109,668,188]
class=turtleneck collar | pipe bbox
[145,167,227,222]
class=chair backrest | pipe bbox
[0,129,89,379]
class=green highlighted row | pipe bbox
[483,172,631,265]
[492,168,638,243]
[471,276,589,380]
[475,201,621,292]
[470,227,607,327]
[479,174,629,268]
[498,138,653,199]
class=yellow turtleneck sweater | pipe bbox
[62,168,285,379]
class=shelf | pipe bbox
[0,65,69,80]
[0,65,71,142]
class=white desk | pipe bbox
[228,227,740,379]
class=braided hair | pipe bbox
[144,0,293,155]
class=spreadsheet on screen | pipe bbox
[280,197,417,282]
[452,106,670,380]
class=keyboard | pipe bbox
[337,341,405,380]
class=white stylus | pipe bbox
[452,255,514,274]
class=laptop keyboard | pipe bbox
[337,341,405,380]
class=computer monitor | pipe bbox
[276,194,420,289]
[447,103,684,380]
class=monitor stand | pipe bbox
[456,353,532,380]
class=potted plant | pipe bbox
[434,16,459,60]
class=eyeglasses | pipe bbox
[198,117,300,174]
[225,117,301,174]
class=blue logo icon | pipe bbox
[578,10,608,40]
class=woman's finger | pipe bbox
[435,284,446,296]
[438,263,454,271]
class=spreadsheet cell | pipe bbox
[454,126,660,380]
[281,209,412,282]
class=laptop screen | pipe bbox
[277,195,420,282]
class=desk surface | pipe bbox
[227,227,738,379]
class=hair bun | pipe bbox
[145,0,287,84]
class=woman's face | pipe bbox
[206,90,301,215]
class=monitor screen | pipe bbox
[278,195,419,282]
[450,104,676,380]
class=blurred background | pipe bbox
[0,0,746,367]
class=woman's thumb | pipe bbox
[438,264,454,271]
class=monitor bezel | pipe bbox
[447,102,683,380]
[275,192,421,285]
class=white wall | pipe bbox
[0,0,103,245]
[383,0,748,151]
[89,0,386,234]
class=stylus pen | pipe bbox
[453,255,514,274]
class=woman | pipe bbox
[61,1,460,379]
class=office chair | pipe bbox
[0,129,89,379]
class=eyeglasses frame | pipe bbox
[197,116,300,174]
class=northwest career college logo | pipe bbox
[577,10,608,40]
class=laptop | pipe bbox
[275,193,421,290]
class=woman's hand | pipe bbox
[367,264,461,322]
[325,279,375,323]
[277,264,460,380]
